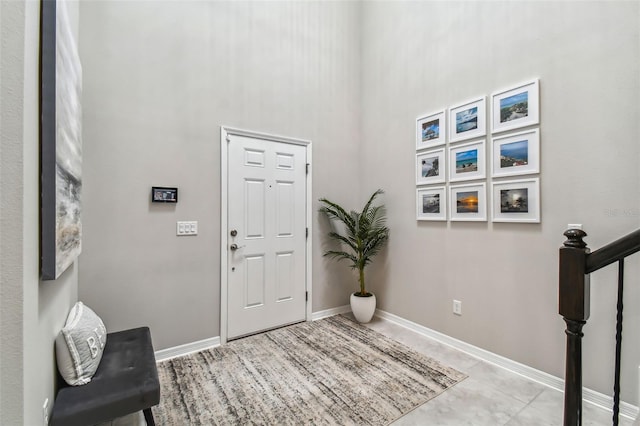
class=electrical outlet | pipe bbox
[453,300,462,316]
[43,398,49,426]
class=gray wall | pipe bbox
[1,3,27,422]
[78,0,639,406]
[0,0,79,424]
[78,1,362,350]
[360,1,639,404]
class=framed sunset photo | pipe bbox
[449,182,487,222]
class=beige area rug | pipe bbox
[153,315,466,425]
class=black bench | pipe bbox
[50,326,161,426]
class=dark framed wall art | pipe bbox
[40,0,84,280]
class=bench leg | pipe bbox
[143,408,155,426]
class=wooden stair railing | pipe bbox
[559,228,640,426]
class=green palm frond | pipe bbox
[327,232,357,252]
[361,189,384,217]
[323,250,358,267]
[319,189,390,295]
[318,198,356,231]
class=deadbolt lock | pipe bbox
[230,229,238,237]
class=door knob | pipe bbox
[230,243,245,251]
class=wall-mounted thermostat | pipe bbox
[152,187,178,203]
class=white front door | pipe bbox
[223,129,309,340]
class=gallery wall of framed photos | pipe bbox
[415,78,541,223]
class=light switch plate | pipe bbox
[177,221,198,236]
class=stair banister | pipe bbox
[559,228,640,426]
[559,229,590,426]
[585,230,640,273]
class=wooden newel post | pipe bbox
[559,229,590,426]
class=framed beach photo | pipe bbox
[448,139,486,182]
[449,182,487,221]
[449,97,486,143]
[416,110,446,150]
[416,149,446,185]
[492,178,540,223]
[492,129,540,178]
[491,79,539,134]
[416,187,447,221]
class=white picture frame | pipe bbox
[492,178,540,223]
[492,129,540,178]
[491,79,540,134]
[449,182,487,222]
[416,110,446,150]
[416,149,446,185]
[449,96,486,143]
[448,139,486,182]
[416,187,447,221]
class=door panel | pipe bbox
[276,181,294,236]
[244,148,265,167]
[244,179,265,238]
[275,252,294,301]
[227,134,307,339]
[244,255,265,308]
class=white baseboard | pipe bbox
[155,336,221,362]
[311,304,351,321]
[374,309,639,421]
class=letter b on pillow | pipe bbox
[55,302,108,386]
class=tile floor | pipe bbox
[363,316,636,426]
[103,315,637,426]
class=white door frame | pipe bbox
[220,126,312,344]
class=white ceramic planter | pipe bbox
[350,293,376,323]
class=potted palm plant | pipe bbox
[319,189,390,323]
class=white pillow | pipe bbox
[55,301,107,386]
